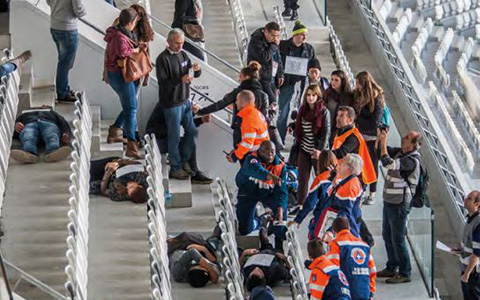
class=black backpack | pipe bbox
[408,161,430,208]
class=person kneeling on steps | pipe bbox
[11,105,71,163]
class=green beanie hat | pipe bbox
[292,20,308,36]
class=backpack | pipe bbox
[408,161,430,208]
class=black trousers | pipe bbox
[260,79,278,104]
[183,41,205,61]
[462,270,480,300]
[366,140,379,194]
[283,0,299,10]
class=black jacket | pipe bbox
[295,106,331,151]
[172,0,197,28]
[331,124,359,159]
[15,109,71,136]
[156,49,201,108]
[355,95,384,137]
[247,28,284,82]
[279,38,316,85]
[197,78,268,120]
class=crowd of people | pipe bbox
[2,0,480,299]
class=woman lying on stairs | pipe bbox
[89,156,148,204]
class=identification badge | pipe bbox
[115,164,145,178]
[272,61,279,77]
[284,56,309,76]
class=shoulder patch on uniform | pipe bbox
[339,270,349,286]
[312,274,316,282]
[250,158,258,164]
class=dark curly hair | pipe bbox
[130,4,154,43]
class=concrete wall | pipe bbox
[11,0,238,130]
[349,0,468,236]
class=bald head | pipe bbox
[236,90,255,110]
[464,190,480,214]
[401,131,422,153]
[258,140,275,164]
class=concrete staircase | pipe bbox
[0,103,75,300]
[90,105,124,159]
[17,62,56,114]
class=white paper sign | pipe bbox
[435,240,452,253]
[244,254,275,268]
[115,164,145,178]
[284,56,309,76]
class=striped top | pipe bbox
[300,118,315,153]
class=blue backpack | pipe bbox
[381,105,391,126]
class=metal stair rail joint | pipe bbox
[65,93,92,300]
[144,134,173,300]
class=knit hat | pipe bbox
[309,58,321,71]
[292,20,308,36]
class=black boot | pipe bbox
[281,8,292,17]
[274,236,284,253]
[290,10,298,21]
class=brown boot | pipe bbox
[107,125,127,144]
[125,140,142,159]
[8,50,32,68]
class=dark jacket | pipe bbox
[279,38,316,86]
[247,28,284,83]
[355,95,384,137]
[172,0,197,28]
[197,79,269,148]
[324,87,354,140]
[156,49,201,108]
[295,103,331,151]
[250,286,276,300]
[331,124,359,159]
[15,109,71,137]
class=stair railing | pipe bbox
[0,49,20,214]
[286,229,308,300]
[144,134,173,300]
[215,178,244,300]
[226,0,249,65]
[0,250,14,300]
[274,5,289,40]
[65,93,92,300]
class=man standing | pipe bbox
[377,129,422,283]
[156,29,201,180]
[281,0,299,20]
[47,0,85,103]
[453,191,480,300]
[247,22,284,105]
[327,217,376,300]
[226,91,269,164]
[277,20,316,144]
[307,239,351,300]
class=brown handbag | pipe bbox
[118,38,153,83]
[183,22,205,42]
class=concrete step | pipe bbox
[31,81,55,108]
[17,62,33,115]
[160,154,193,208]
[90,106,124,158]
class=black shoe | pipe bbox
[191,171,213,184]
[290,10,298,21]
[259,212,273,229]
[259,227,269,245]
[385,274,411,284]
[57,92,77,103]
[376,268,398,278]
[281,9,292,17]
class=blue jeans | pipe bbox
[108,71,139,141]
[277,84,296,143]
[382,202,411,276]
[50,29,79,99]
[20,120,60,155]
[0,62,16,78]
[163,101,198,171]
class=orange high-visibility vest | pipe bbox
[332,126,377,185]
[234,104,269,160]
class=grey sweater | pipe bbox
[47,0,86,31]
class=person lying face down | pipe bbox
[89,157,148,203]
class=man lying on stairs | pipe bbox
[89,157,148,204]
[11,105,72,163]
[235,140,288,251]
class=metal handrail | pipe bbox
[115,0,241,73]
[3,259,69,300]
[0,251,14,300]
[226,0,249,65]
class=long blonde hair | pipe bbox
[354,71,384,113]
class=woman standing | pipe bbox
[353,71,384,205]
[294,84,330,209]
[104,8,142,158]
[106,4,154,146]
[323,70,354,140]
